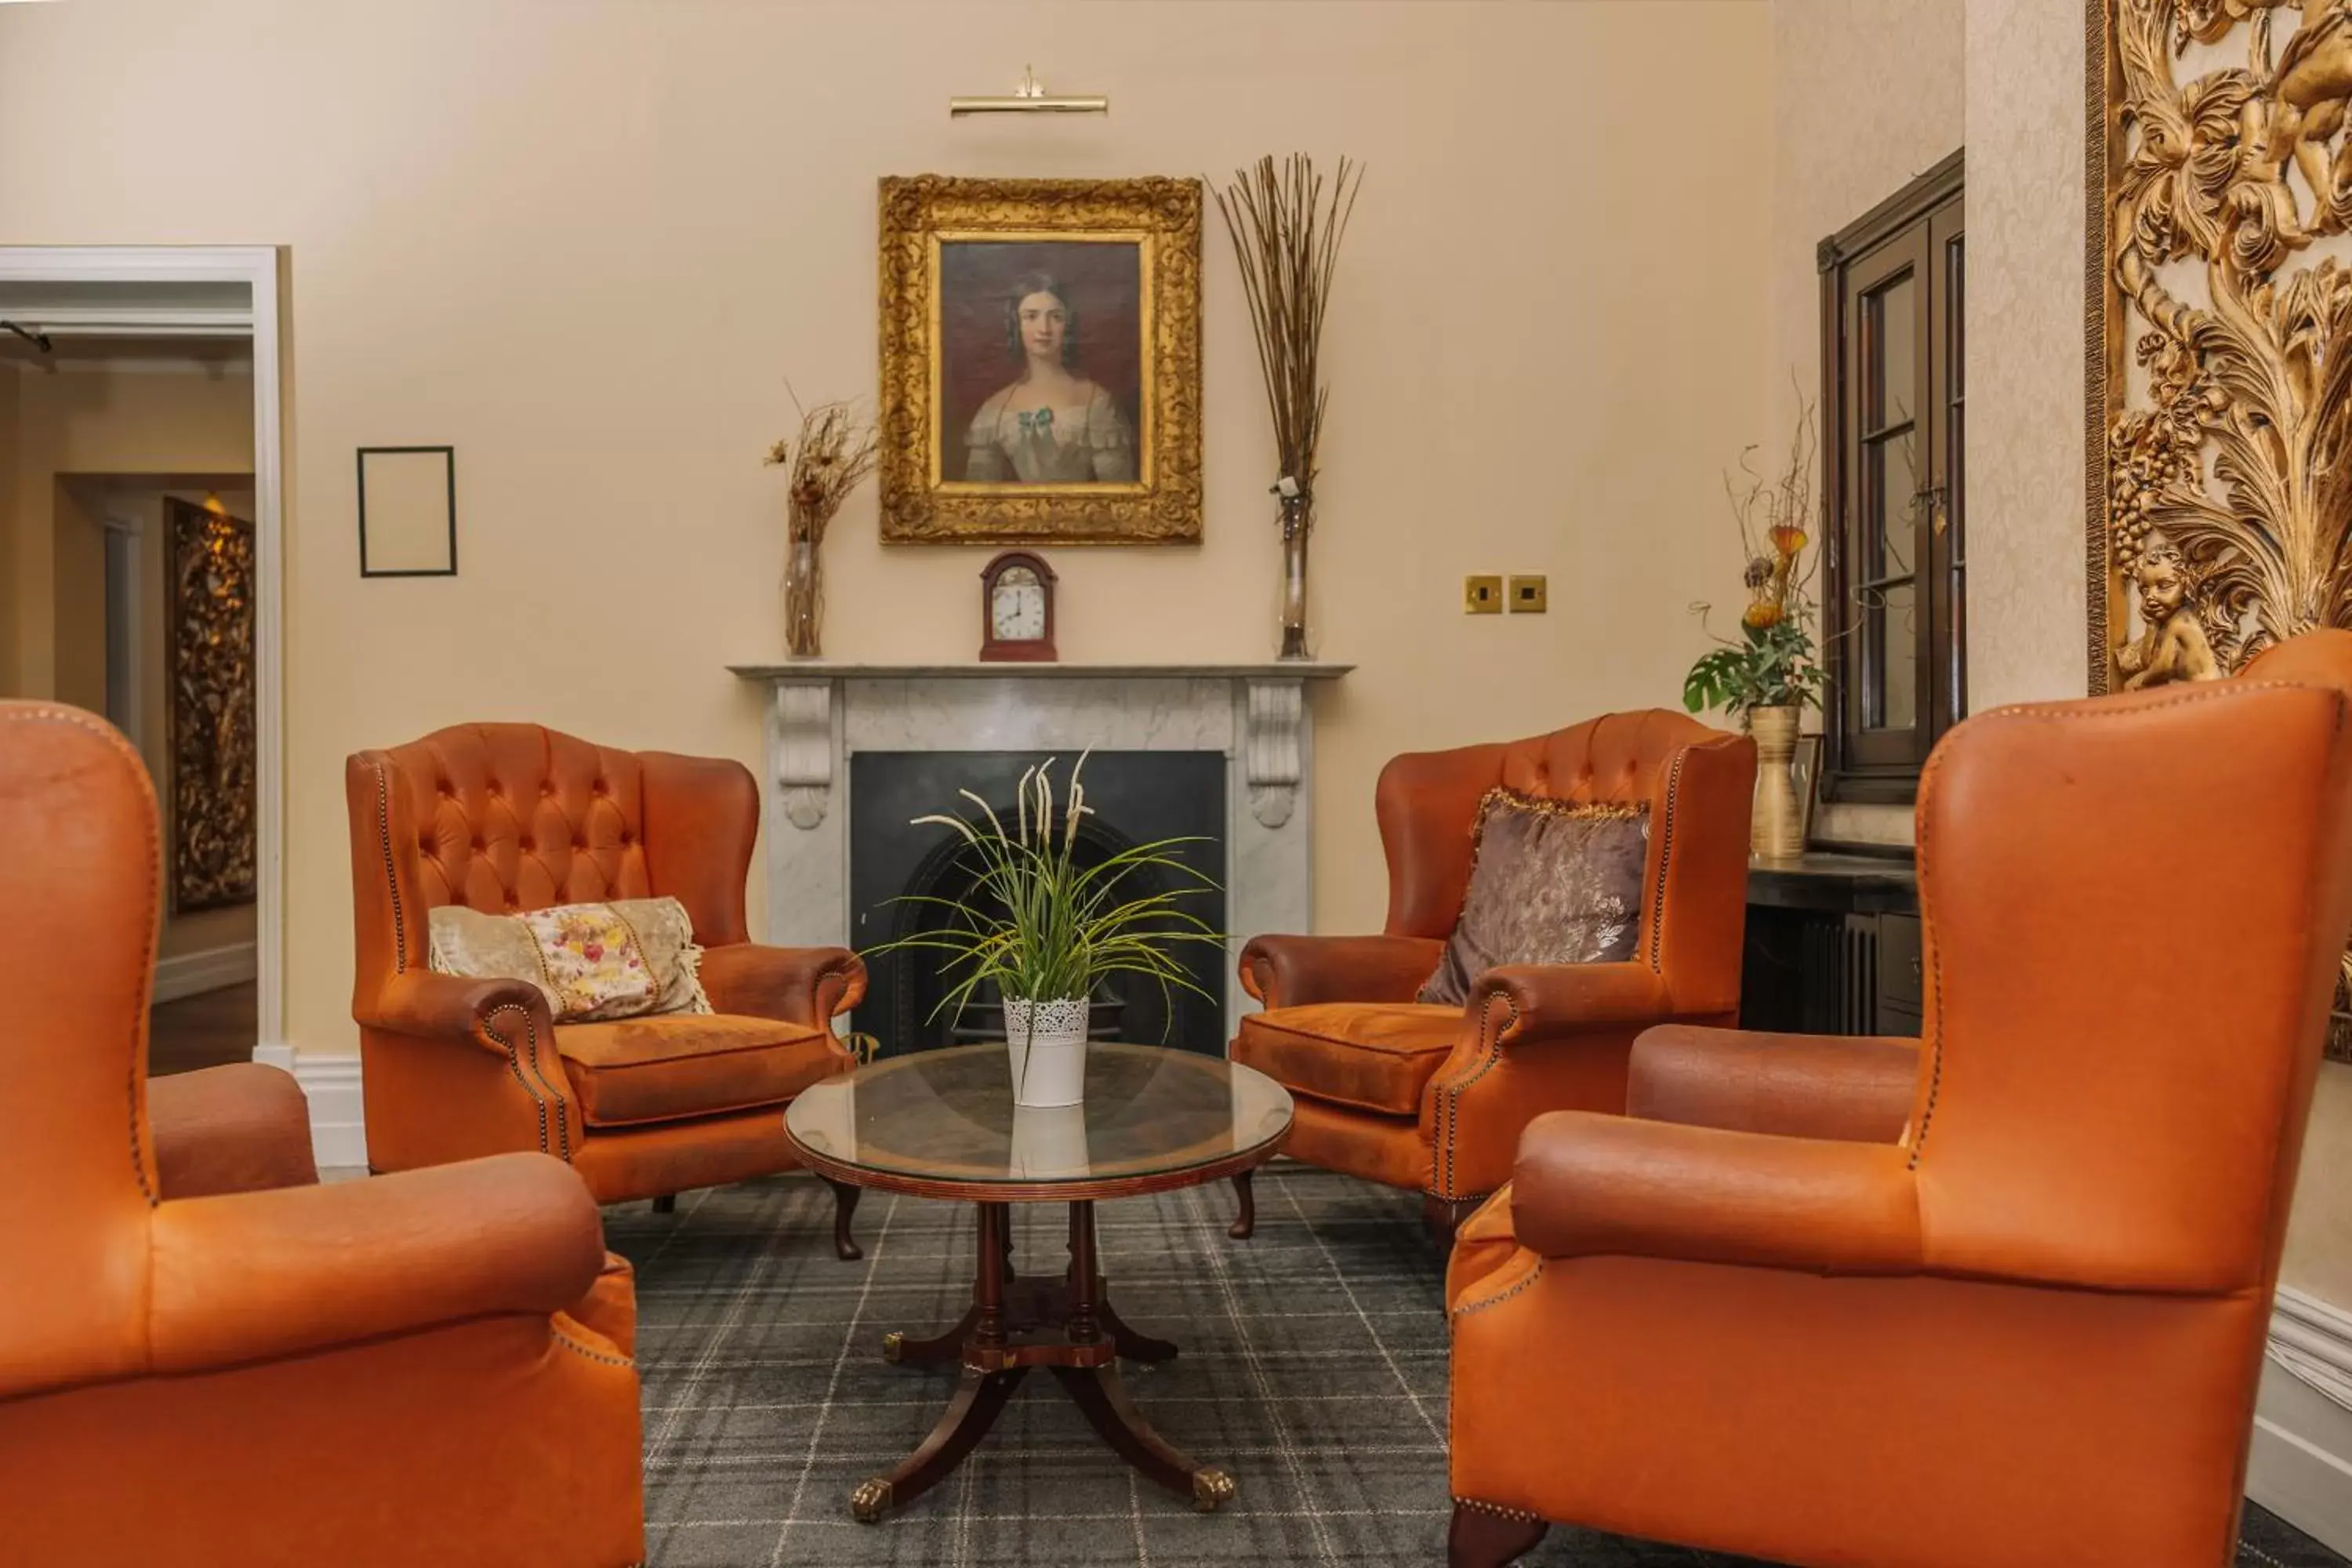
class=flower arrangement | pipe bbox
[864,756,1223,1105]
[1682,401,1828,722]
[1214,153,1364,659]
[765,394,879,658]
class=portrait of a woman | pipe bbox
[956,268,1138,485]
[884,179,1197,542]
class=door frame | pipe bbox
[0,245,287,1052]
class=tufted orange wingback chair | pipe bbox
[1229,710,1755,1239]
[347,722,870,1255]
[1445,632,2352,1568]
[0,702,644,1568]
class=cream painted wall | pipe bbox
[5,361,256,697]
[0,0,1776,1062]
[1770,0,1962,849]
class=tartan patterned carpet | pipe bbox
[606,1165,2346,1568]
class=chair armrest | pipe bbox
[697,942,867,1027]
[1628,1025,1920,1143]
[1468,962,1678,1041]
[360,967,554,1051]
[1511,1111,1922,1274]
[1238,934,1444,1009]
[147,1152,606,1374]
[147,1063,318,1200]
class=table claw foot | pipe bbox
[851,1478,893,1523]
[1192,1468,1236,1512]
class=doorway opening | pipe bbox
[0,250,285,1070]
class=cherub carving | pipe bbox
[2118,548,2226,690]
[2270,1,2352,231]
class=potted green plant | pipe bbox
[866,756,1223,1109]
[1683,403,1827,858]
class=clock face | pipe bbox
[991,566,1046,641]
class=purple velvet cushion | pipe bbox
[1417,789,1650,1007]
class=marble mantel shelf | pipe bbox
[728,661,1352,681]
[731,661,1345,1024]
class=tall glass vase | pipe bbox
[1277,492,1312,660]
[782,532,822,659]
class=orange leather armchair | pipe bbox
[348,722,870,1255]
[0,702,644,1568]
[1446,632,2352,1568]
[1229,710,1755,1237]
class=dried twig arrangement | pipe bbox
[766,393,878,657]
[1214,154,1363,504]
[1723,393,1819,629]
[765,395,880,548]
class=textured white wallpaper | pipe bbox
[1963,0,2089,709]
[1772,0,1963,847]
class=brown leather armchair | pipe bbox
[0,702,644,1568]
[1446,632,2352,1568]
[1229,710,1755,1237]
[347,722,869,1255]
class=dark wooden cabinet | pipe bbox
[1741,855,1921,1038]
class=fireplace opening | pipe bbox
[850,751,1226,1058]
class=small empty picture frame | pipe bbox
[357,446,457,577]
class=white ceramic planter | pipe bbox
[1004,996,1090,1108]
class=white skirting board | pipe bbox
[248,1046,368,1171]
[2249,1285,2352,1556]
[152,942,257,1004]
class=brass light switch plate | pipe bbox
[1465,575,1503,614]
[1508,574,1548,613]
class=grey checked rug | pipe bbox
[607,1165,2347,1568]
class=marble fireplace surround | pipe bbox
[728,662,1352,1029]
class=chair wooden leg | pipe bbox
[1422,1193,1481,1247]
[1228,1169,1257,1240]
[826,1177,864,1261]
[651,1193,677,1214]
[1447,1502,1548,1567]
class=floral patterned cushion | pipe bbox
[1416,791,1650,1007]
[428,896,712,1022]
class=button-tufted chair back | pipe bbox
[387,724,655,916]
[347,723,760,1012]
[1374,710,1754,1009]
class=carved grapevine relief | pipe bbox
[167,498,258,912]
[2094,0,2352,1054]
[2097,0,2352,685]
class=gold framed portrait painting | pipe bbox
[878,176,1203,543]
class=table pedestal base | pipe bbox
[850,1200,1234,1523]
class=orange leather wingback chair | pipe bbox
[1446,632,2352,1568]
[348,723,869,1254]
[1230,710,1755,1237]
[0,702,644,1568]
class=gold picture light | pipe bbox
[950,64,1107,118]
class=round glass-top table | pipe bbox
[783,1044,1295,1523]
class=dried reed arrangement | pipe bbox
[765,395,879,658]
[1215,154,1363,658]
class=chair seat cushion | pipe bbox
[1233,1003,1461,1116]
[555,1013,845,1128]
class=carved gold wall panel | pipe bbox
[167,497,257,913]
[2089,0,2352,1055]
